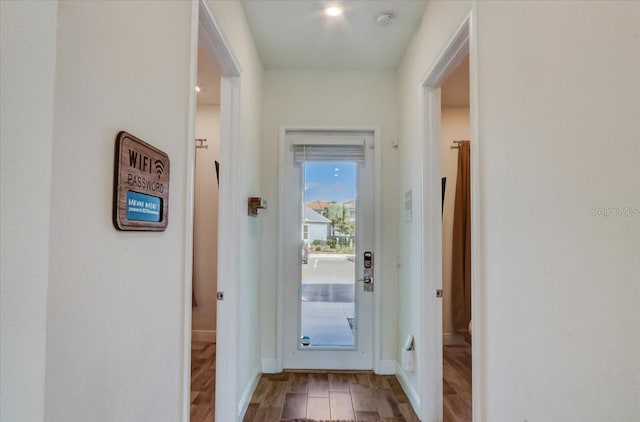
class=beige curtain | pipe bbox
[452,141,471,339]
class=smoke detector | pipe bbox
[376,13,395,26]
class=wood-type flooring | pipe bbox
[191,341,216,422]
[243,371,420,422]
[190,341,471,422]
[443,344,472,422]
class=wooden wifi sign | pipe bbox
[113,131,170,231]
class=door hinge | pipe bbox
[217,292,224,301]
[436,289,443,298]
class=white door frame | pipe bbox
[276,126,384,373]
[419,10,482,422]
[183,1,242,421]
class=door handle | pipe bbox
[359,271,373,292]
[362,251,374,292]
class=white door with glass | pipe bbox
[280,131,375,370]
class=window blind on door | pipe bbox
[292,142,366,164]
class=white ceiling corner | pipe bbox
[241,0,427,70]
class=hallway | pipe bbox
[4,2,638,422]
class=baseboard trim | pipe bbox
[237,362,261,421]
[376,359,397,375]
[395,361,421,416]
[191,330,216,343]
[262,358,278,374]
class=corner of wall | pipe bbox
[237,362,261,422]
[395,361,421,417]
[1,2,57,421]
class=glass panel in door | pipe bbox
[300,162,357,348]
[281,132,374,370]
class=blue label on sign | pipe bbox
[126,191,162,222]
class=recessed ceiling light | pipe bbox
[325,5,343,17]
[195,86,201,93]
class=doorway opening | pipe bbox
[190,40,222,422]
[184,1,242,421]
[440,55,472,421]
[420,12,479,422]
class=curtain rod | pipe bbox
[450,139,470,150]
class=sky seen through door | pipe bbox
[303,162,356,203]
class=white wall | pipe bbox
[440,107,470,343]
[475,2,640,420]
[43,2,193,421]
[205,0,264,407]
[397,0,472,398]
[260,70,399,364]
[0,2,58,421]
[192,105,220,335]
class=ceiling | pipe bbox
[198,3,466,105]
[241,0,428,70]
[196,46,221,105]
